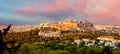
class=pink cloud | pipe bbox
[16,0,72,16]
[73,0,88,15]
[15,0,120,24]
[73,0,120,24]
[16,6,38,16]
[40,0,71,14]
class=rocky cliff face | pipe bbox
[78,20,95,31]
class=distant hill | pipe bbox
[38,19,95,37]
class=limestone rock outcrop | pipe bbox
[39,19,95,37]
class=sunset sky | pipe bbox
[0,0,120,25]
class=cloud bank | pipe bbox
[9,0,120,24]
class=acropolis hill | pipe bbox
[39,19,95,37]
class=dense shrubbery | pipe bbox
[3,42,120,54]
